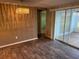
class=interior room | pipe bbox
[0,0,79,59]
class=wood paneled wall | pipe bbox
[45,10,55,39]
[0,3,37,46]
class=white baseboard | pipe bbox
[0,38,38,49]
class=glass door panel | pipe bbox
[54,10,65,41]
[54,8,79,48]
[68,9,79,47]
[63,9,71,42]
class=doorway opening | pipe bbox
[37,10,47,38]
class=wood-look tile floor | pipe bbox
[0,38,79,59]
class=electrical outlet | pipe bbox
[16,36,18,39]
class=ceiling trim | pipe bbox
[50,2,79,10]
[0,1,47,9]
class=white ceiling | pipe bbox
[0,0,79,8]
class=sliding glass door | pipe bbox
[54,8,79,48]
[63,9,72,42]
[54,10,65,41]
[54,9,72,42]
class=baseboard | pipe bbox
[0,38,38,49]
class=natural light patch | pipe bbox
[16,8,29,14]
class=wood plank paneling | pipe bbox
[0,3,37,46]
[45,10,55,39]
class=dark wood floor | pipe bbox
[0,38,79,59]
